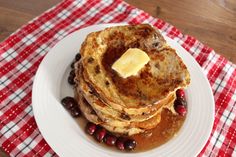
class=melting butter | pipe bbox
[112,48,150,78]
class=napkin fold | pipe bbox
[0,0,235,156]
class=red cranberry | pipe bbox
[176,89,185,98]
[124,139,136,151]
[174,97,187,107]
[94,128,106,142]
[75,53,81,61]
[86,122,97,135]
[69,70,75,77]
[175,105,187,116]
[71,61,75,69]
[104,134,117,146]
[68,75,75,85]
[116,137,126,150]
[61,97,77,109]
[70,106,81,117]
[68,70,76,85]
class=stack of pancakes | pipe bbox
[74,24,190,136]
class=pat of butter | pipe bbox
[112,48,150,78]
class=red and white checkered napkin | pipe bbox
[0,0,235,156]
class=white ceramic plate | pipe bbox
[32,24,215,157]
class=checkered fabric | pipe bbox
[0,0,235,156]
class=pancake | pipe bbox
[74,24,190,136]
[75,61,176,122]
[76,91,144,135]
[80,24,190,114]
[76,91,175,135]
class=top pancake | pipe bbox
[80,24,190,109]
